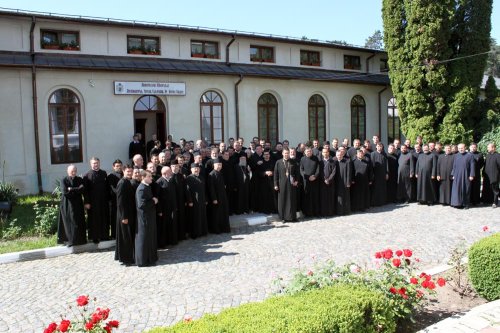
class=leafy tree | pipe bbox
[382,0,492,144]
[365,30,384,50]
[485,38,500,77]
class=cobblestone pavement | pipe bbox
[0,203,497,332]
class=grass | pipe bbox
[0,193,59,254]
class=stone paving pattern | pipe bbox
[0,203,497,332]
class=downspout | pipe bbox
[226,35,235,66]
[378,86,389,141]
[366,52,376,73]
[234,74,244,138]
[30,16,43,194]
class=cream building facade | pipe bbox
[0,9,397,194]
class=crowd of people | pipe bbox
[58,133,500,267]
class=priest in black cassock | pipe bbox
[108,159,123,240]
[208,158,231,233]
[83,157,110,243]
[185,163,208,238]
[334,149,352,215]
[483,143,500,208]
[415,144,437,205]
[410,144,422,201]
[469,143,484,206]
[274,148,300,222]
[319,148,336,216]
[451,144,475,209]
[257,151,277,214]
[135,170,158,267]
[114,165,135,265]
[300,147,320,217]
[249,145,264,212]
[58,165,87,247]
[351,149,373,212]
[370,143,388,206]
[156,166,178,247]
[386,144,399,203]
[221,151,237,215]
[397,145,414,203]
[234,155,251,214]
[437,145,455,205]
[171,160,187,240]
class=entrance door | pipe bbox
[133,95,167,145]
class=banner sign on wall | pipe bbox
[114,81,186,96]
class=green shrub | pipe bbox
[478,125,500,154]
[469,232,500,301]
[33,201,59,237]
[149,284,396,333]
[0,217,22,240]
[0,181,18,203]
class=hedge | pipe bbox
[469,232,500,301]
[149,284,396,333]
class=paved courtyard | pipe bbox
[0,203,497,332]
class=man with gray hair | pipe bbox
[156,166,178,247]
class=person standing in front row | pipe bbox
[135,170,158,267]
[483,143,500,208]
[274,148,300,222]
[115,165,135,266]
[450,143,475,209]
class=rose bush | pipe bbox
[273,248,446,323]
[43,295,119,333]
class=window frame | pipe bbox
[257,93,279,145]
[127,35,161,55]
[48,89,83,164]
[308,94,326,142]
[350,95,366,142]
[387,97,401,143]
[380,59,389,72]
[40,29,80,51]
[344,55,362,70]
[190,40,220,59]
[200,91,224,144]
[300,50,321,66]
[250,45,275,63]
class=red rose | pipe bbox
[437,277,446,287]
[100,308,110,321]
[85,321,94,330]
[44,322,58,333]
[428,281,436,290]
[410,277,418,285]
[383,249,393,259]
[389,287,397,294]
[395,250,403,257]
[107,320,120,328]
[58,319,71,332]
[421,280,429,288]
[91,312,102,323]
[104,325,112,333]
[392,258,401,267]
[375,252,382,259]
[398,287,407,295]
[76,295,89,307]
[403,249,412,257]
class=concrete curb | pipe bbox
[0,213,277,265]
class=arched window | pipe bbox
[133,95,166,112]
[308,94,326,143]
[48,89,82,164]
[387,97,401,143]
[200,91,224,144]
[258,93,278,146]
[350,95,366,142]
[133,95,166,148]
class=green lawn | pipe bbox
[0,235,57,254]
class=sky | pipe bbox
[0,0,498,47]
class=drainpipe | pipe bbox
[366,52,376,73]
[30,16,43,194]
[234,74,244,138]
[226,35,235,66]
[378,85,389,142]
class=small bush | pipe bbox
[478,125,500,153]
[0,217,22,240]
[33,202,59,237]
[0,181,18,203]
[149,284,396,333]
[469,233,500,301]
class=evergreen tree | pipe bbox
[382,0,492,144]
[365,30,384,50]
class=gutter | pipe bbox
[234,74,243,138]
[378,85,389,141]
[226,35,235,66]
[30,16,43,194]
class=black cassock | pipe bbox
[351,158,373,212]
[156,176,178,247]
[370,151,388,206]
[451,152,475,208]
[437,153,454,205]
[221,159,237,214]
[470,152,484,205]
[335,157,352,215]
[234,164,250,214]
[208,170,231,233]
[319,157,336,216]
[173,172,187,240]
[274,158,300,221]
[386,153,399,203]
[257,159,277,214]
[185,174,208,238]
[483,152,500,205]
[300,155,320,217]
[135,182,158,267]
[58,176,87,246]
[249,153,264,211]
[114,177,135,264]
[416,152,437,203]
[397,152,414,202]
[410,151,421,201]
[83,169,110,242]
[108,171,123,239]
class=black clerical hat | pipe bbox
[213,157,223,164]
[191,163,201,168]
[170,159,178,165]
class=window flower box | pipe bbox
[192,53,205,58]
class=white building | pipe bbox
[0,9,397,194]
